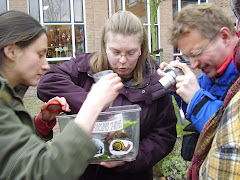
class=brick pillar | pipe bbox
[9,0,28,13]
[159,0,174,63]
[85,0,108,52]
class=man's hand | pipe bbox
[172,62,200,104]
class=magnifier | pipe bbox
[46,101,62,113]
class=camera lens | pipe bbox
[159,67,183,90]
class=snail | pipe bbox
[112,141,131,151]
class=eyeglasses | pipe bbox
[232,7,240,20]
[106,49,141,60]
[181,32,219,61]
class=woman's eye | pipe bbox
[113,51,120,55]
[128,52,135,56]
[127,50,138,56]
[39,53,46,58]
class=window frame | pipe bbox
[0,0,9,13]
[29,0,86,62]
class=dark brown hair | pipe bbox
[0,11,47,66]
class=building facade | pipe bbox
[0,0,235,64]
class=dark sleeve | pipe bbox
[34,113,56,140]
[37,58,92,114]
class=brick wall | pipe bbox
[85,0,108,53]
[159,0,173,63]
[7,0,234,63]
[9,0,28,13]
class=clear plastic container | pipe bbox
[56,104,141,163]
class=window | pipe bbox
[29,0,85,62]
[109,0,160,62]
[0,0,8,14]
[29,0,40,21]
[43,0,71,22]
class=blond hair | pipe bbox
[170,3,236,46]
[90,11,152,85]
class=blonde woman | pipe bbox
[38,11,177,180]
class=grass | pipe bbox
[23,87,190,179]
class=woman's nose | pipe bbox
[42,58,50,71]
[119,55,127,63]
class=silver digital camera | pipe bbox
[159,65,183,90]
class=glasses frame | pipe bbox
[232,8,240,34]
[232,7,240,20]
[181,32,219,61]
[106,49,141,60]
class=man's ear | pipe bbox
[3,44,17,61]
[219,27,231,46]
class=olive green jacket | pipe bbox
[0,77,97,180]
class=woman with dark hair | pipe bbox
[38,11,177,180]
[0,11,123,179]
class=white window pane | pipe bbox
[74,0,83,22]
[29,0,40,21]
[0,0,7,14]
[43,0,70,22]
[111,0,122,13]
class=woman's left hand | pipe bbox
[40,96,71,123]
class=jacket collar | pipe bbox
[0,76,26,112]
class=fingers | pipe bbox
[159,62,169,71]
[86,73,123,110]
[94,73,123,92]
[157,68,165,77]
[170,61,193,76]
[46,96,71,112]
[175,73,200,104]
[157,62,169,77]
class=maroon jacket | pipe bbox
[37,52,177,180]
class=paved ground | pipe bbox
[24,86,38,97]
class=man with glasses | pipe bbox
[158,3,239,161]
[187,1,240,179]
